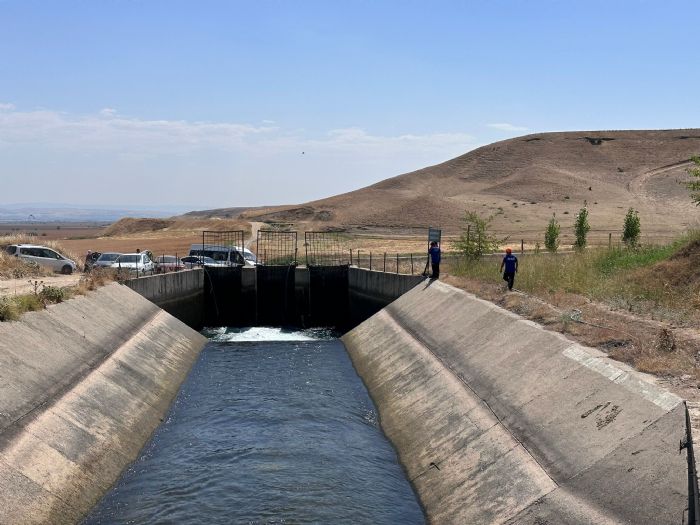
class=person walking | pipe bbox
[428,241,441,279]
[500,247,518,290]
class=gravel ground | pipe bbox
[0,273,83,297]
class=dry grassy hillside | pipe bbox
[225,129,700,241]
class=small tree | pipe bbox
[621,208,641,247]
[573,203,590,249]
[685,156,700,205]
[453,211,506,259]
[544,214,560,252]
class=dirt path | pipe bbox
[246,222,266,249]
[0,274,83,297]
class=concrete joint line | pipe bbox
[3,308,162,437]
[562,344,682,412]
[383,308,560,490]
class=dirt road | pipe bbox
[0,274,83,297]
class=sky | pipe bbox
[1,0,699,210]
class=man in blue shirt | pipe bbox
[499,247,518,290]
[428,241,441,279]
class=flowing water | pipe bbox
[84,327,424,524]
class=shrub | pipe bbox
[453,211,507,259]
[544,214,560,252]
[573,204,591,249]
[684,156,700,205]
[622,208,641,247]
[39,285,67,304]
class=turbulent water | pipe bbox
[84,327,424,524]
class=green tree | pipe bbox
[621,208,641,247]
[573,203,590,249]
[453,211,506,259]
[544,214,560,252]
[685,156,700,205]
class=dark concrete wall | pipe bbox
[200,265,425,329]
[348,267,424,326]
[125,269,204,328]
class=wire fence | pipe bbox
[304,232,349,266]
[256,230,298,265]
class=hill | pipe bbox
[190,129,700,242]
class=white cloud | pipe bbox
[0,103,16,111]
[0,106,474,160]
[487,122,528,132]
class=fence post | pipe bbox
[383,253,386,273]
[396,253,399,274]
[410,253,414,274]
[369,252,372,271]
[467,224,470,246]
[609,232,612,249]
[349,249,353,266]
[521,239,524,254]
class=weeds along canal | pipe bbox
[84,327,424,524]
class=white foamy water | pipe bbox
[202,326,336,342]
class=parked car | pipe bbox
[188,244,257,266]
[92,252,122,269]
[4,244,78,274]
[112,252,155,275]
[154,255,184,273]
[181,255,220,269]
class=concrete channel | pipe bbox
[0,267,695,523]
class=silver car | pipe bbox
[4,244,78,274]
[93,252,122,268]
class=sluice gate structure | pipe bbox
[0,261,697,524]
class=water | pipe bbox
[84,327,424,524]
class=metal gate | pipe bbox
[304,231,349,266]
[199,230,245,265]
[256,230,298,266]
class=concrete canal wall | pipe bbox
[343,279,688,524]
[125,269,204,328]
[0,283,206,524]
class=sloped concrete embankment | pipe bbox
[342,280,687,524]
[0,283,207,524]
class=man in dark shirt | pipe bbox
[499,247,518,290]
[428,241,441,279]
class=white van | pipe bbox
[188,244,257,267]
[4,244,78,274]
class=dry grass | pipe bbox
[444,231,700,383]
[0,234,85,271]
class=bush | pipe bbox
[39,285,67,304]
[622,208,641,247]
[573,204,590,249]
[544,214,560,252]
[453,211,507,259]
[685,155,700,205]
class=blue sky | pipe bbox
[1,0,698,209]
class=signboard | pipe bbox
[428,227,442,243]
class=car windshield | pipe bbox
[244,252,257,262]
[98,253,120,262]
[116,255,139,264]
[189,249,228,262]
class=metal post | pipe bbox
[349,249,353,266]
[383,252,386,273]
[410,253,414,274]
[521,239,524,254]
[609,232,612,249]
[467,224,470,246]
[369,252,372,271]
[396,253,399,274]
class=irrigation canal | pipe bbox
[83,327,424,524]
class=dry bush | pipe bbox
[0,252,52,279]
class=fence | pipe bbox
[256,230,298,265]
[304,232,349,266]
